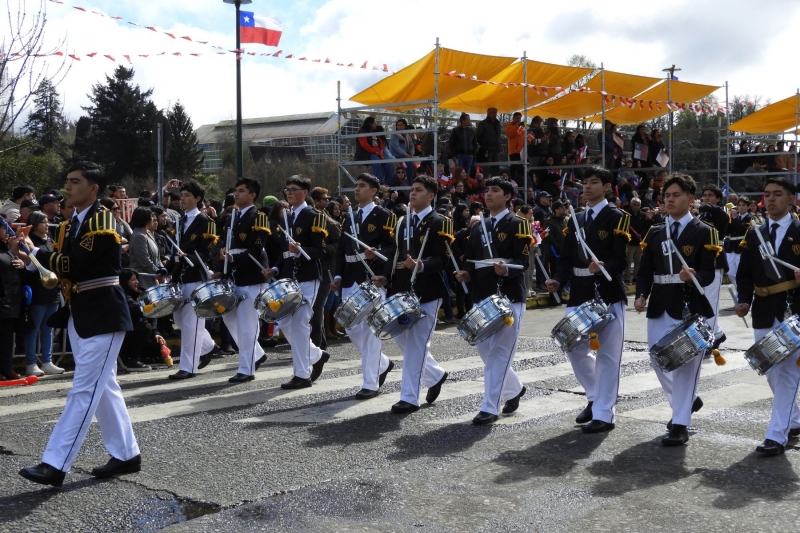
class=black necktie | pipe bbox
[770,222,779,250]
[180,214,188,232]
[671,221,681,239]
[70,215,80,239]
[290,211,296,227]
[355,208,363,225]
[490,216,497,228]
[412,214,420,227]
[585,209,594,227]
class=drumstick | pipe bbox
[665,215,675,275]
[165,234,194,267]
[281,209,312,260]
[194,251,213,280]
[765,253,800,272]
[751,220,782,279]
[479,212,494,259]
[567,204,612,281]
[224,210,235,275]
[343,232,389,262]
[466,259,524,270]
[444,241,468,294]
[406,204,411,253]
[726,284,749,328]
[534,254,561,303]
[348,206,359,241]
[410,229,430,285]
[666,239,705,296]
[248,253,267,272]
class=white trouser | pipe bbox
[222,283,266,376]
[42,318,138,472]
[277,280,323,380]
[176,281,216,374]
[755,319,800,445]
[394,298,447,406]
[342,283,391,391]
[726,252,741,289]
[565,301,626,423]
[648,312,705,427]
[476,302,525,415]
[707,269,724,338]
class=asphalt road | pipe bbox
[1,287,798,533]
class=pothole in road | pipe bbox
[131,496,220,532]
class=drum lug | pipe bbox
[238,294,248,302]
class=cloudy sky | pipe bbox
[9,0,800,130]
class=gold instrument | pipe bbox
[26,252,59,289]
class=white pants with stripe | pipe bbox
[342,283,391,391]
[726,252,741,289]
[475,301,525,415]
[566,301,626,424]
[222,283,266,376]
[707,269,724,339]
[277,280,323,380]
[394,298,447,406]
[176,281,216,374]
[755,320,800,445]
[42,318,139,472]
[648,312,705,427]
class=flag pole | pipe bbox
[224,0,252,180]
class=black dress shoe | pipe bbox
[788,427,800,438]
[502,386,527,414]
[91,455,141,478]
[198,344,219,370]
[19,463,65,487]
[711,333,727,351]
[355,388,379,400]
[228,373,255,383]
[219,346,235,355]
[756,438,785,455]
[391,400,420,414]
[662,424,689,446]
[575,401,593,424]
[168,370,195,380]
[667,396,704,430]
[378,360,395,387]
[310,351,330,382]
[473,411,499,426]
[426,372,448,404]
[280,376,312,389]
[254,354,267,370]
[581,420,615,433]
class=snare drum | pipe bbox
[138,283,185,318]
[189,279,239,318]
[254,278,306,322]
[368,292,423,340]
[458,294,514,346]
[650,314,714,372]
[744,315,800,375]
[335,282,383,329]
[551,300,615,352]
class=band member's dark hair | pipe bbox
[356,173,380,191]
[236,178,261,198]
[702,183,723,200]
[168,191,180,202]
[765,176,797,195]
[285,174,311,192]
[518,204,532,215]
[737,196,750,205]
[130,206,155,229]
[66,161,106,193]
[485,176,514,198]
[151,205,165,216]
[180,179,206,201]
[583,165,613,185]
[413,174,438,196]
[663,173,697,196]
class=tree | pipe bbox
[72,115,92,161]
[165,100,203,178]
[82,66,159,180]
[23,79,68,156]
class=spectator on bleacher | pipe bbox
[110,186,128,200]
[562,131,576,157]
[0,217,23,381]
[452,181,470,206]
[0,185,35,223]
[631,125,650,167]
[731,140,750,174]
[647,129,666,168]
[437,163,455,188]
[532,192,552,223]
[37,194,60,225]
[355,116,392,184]
[773,140,793,171]
[22,211,63,377]
[546,125,562,161]
[596,120,617,169]
[389,119,416,179]
[573,133,589,163]
[506,112,525,185]
[527,118,547,167]
[388,168,410,205]
[476,107,501,165]
[449,113,478,176]
[128,207,166,292]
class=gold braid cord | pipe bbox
[311,212,329,238]
[740,227,750,249]
[704,227,723,256]
[252,212,272,235]
[383,213,397,237]
[640,223,662,251]
[614,212,632,242]
[204,220,220,245]
[437,217,455,243]
[516,219,535,245]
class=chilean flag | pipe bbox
[240,11,282,46]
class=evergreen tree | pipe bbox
[166,100,203,178]
[23,79,68,156]
[82,66,159,180]
[72,115,92,161]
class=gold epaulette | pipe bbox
[704,227,722,256]
[516,219,535,245]
[614,212,631,242]
[640,224,661,251]
[204,220,219,245]
[252,212,271,235]
[740,227,750,248]
[384,213,397,237]
[311,212,328,237]
[437,217,455,243]
[84,209,121,244]
[563,226,569,236]
[53,220,69,252]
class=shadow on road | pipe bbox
[0,478,97,523]
[697,452,799,509]
[304,411,405,448]
[388,422,492,461]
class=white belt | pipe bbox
[474,257,512,269]
[653,273,684,284]
[572,267,593,277]
[346,253,366,263]
[75,276,119,293]
[228,248,247,255]
[282,251,294,258]
[728,236,744,241]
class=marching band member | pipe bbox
[725,196,752,289]
[547,166,631,433]
[373,175,451,414]
[735,177,800,455]
[330,173,397,399]
[219,178,271,383]
[635,174,720,446]
[454,177,530,425]
[263,175,330,389]
[698,184,730,350]
[17,162,140,486]
[168,180,220,380]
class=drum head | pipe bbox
[138,284,185,318]
[368,293,423,340]
[255,280,306,322]
[334,284,382,329]
[458,295,513,346]
[650,314,712,372]
[194,291,239,319]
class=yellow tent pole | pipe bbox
[433,37,440,189]
[523,52,528,204]
[795,88,799,186]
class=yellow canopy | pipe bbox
[439,60,593,114]
[729,94,800,133]
[350,48,516,110]
[589,80,721,125]
[527,71,661,120]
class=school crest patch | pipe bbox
[296,227,303,235]
[79,236,93,251]
[682,245,694,256]
[190,234,197,241]
[597,230,608,240]
[793,245,800,256]
[255,237,262,246]
[522,244,530,256]
[367,224,376,233]
[239,233,247,241]
[497,232,507,242]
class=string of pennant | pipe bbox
[41,0,390,70]
[443,70,727,115]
